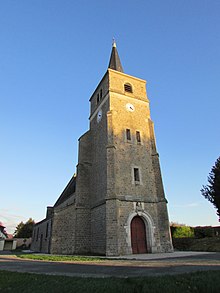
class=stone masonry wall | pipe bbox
[106,199,119,256]
[156,201,173,252]
[31,219,52,253]
[74,207,91,254]
[91,204,106,255]
[50,204,76,255]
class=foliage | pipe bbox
[0,270,220,292]
[14,218,35,238]
[201,156,220,221]
[170,223,194,238]
[172,226,194,238]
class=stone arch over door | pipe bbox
[125,211,157,254]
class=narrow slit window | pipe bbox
[37,227,39,241]
[100,89,102,99]
[134,168,140,182]
[33,230,35,241]
[124,83,133,93]
[97,93,100,104]
[126,129,131,141]
[46,223,49,238]
[136,131,141,143]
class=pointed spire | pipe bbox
[108,39,124,72]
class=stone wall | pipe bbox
[91,203,106,254]
[15,237,32,249]
[31,218,52,253]
[50,204,76,254]
[156,201,173,252]
[89,97,109,206]
[75,207,91,254]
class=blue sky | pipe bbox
[0,0,219,233]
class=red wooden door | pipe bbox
[131,216,147,254]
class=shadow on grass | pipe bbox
[0,270,220,293]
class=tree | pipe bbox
[14,218,35,238]
[201,156,220,222]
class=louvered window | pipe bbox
[124,83,133,93]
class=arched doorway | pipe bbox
[131,216,147,254]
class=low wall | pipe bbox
[15,238,32,249]
[0,240,4,251]
[172,237,220,252]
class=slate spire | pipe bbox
[108,39,124,72]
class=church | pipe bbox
[31,42,173,255]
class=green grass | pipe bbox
[0,270,220,292]
[16,254,103,262]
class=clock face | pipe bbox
[97,109,102,123]
[126,103,135,112]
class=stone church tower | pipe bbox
[31,42,173,256]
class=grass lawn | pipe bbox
[16,253,103,262]
[0,270,220,293]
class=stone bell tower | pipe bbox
[32,41,173,256]
[89,41,173,255]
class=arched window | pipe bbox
[124,83,133,93]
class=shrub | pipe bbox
[172,226,194,238]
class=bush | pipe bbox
[172,226,194,238]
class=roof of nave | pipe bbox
[54,175,76,207]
